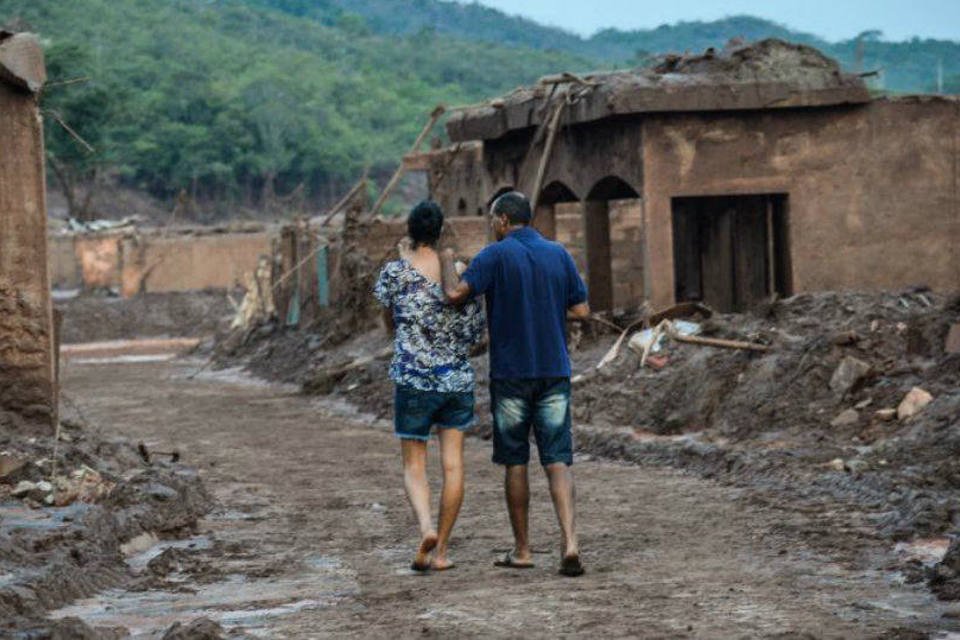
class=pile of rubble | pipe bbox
[0,418,215,636]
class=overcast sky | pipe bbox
[474,0,960,42]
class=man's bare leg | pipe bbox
[545,462,581,569]
[401,439,436,569]
[504,464,533,564]
[433,429,465,570]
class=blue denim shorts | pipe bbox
[490,377,573,466]
[394,385,475,441]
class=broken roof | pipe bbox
[446,39,870,142]
[0,31,46,93]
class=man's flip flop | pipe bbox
[559,554,585,577]
[410,561,431,572]
[494,552,534,569]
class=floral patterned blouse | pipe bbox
[374,259,485,393]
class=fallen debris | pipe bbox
[830,409,859,428]
[829,356,872,396]
[897,387,934,421]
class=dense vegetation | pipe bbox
[3,0,958,220]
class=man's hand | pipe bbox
[567,302,590,321]
[441,248,472,304]
[397,237,414,262]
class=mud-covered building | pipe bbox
[426,40,960,313]
[0,31,56,434]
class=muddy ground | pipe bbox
[33,354,958,637]
[57,291,234,344]
[216,291,960,549]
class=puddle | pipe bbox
[48,553,359,637]
[124,535,215,573]
[0,501,91,534]
[187,366,300,394]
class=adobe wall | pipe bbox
[642,98,960,309]
[428,143,490,218]
[118,232,272,297]
[0,78,56,433]
[48,234,81,289]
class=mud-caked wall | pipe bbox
[428,143,490,218]
[642,98,960,309]
[0,50,55,434]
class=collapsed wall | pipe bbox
[0,32,55,434]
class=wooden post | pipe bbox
[530,101,565,211]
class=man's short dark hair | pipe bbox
[407,200,444,247]
[491,191,532,225]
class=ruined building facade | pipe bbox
[428,41,960,313]
[0,32,56,434]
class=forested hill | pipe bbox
[3,0,958,220]
[4,0,591,218]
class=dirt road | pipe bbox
[56,358,957,638]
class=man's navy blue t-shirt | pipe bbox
[462,227,587,380]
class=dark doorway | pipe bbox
[672,194,791,313]
[534,181,578,240]
[586,176,640,312]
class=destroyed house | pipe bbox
[429,40,960,313]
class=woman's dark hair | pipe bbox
[407,200,444,248]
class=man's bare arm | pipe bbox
[441,249,472,305]
[567,302,590,321]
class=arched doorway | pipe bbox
[585,176,641,312]
[534,181,578,240]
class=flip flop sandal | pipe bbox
[494,552,535,569]
[559,554,585,577]
[410,561,431,572]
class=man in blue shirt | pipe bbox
[441,191,590,577]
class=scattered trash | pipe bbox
[65,215,141,233]
[897,387,934,421]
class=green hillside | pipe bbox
[325,1,959,92]
[3,0,957,220]
[3,0,590,218]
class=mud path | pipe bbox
[57,358,956,638]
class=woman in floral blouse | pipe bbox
[374,201,485,572]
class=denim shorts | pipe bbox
[490,377,573,466]
[394,385,475,441]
